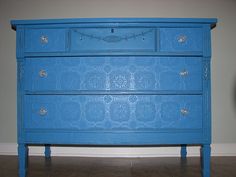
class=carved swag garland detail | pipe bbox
[74,29,154,43]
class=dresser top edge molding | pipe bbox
[11,17,217,30]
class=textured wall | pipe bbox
[0,0,236,143]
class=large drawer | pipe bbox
[70,28,155,52]
[160,28,203,52]
[24,95,202,130]
[24,57,202,91]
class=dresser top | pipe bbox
[11,18,217,30]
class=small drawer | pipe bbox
[70,28,155,52]
[24,95,202,130]
[24,57,202,91]
[159,28,203,52]
[25,29,66,52]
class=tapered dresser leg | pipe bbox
[201,144,211,177]
[18,144,27,177]
[181,144,187,158]
[45,144,51,158]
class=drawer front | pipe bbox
[24,95,202,130]
[25,29,66,52]
[70,28,155,52]
[160,28,203,52]
[24,57,202,91]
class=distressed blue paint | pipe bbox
[11,18,217,177]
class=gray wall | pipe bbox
[0,0,236,144]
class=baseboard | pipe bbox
[0,143,236,157]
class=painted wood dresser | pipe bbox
[11,18,217,177]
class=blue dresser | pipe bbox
[11,18,217,177]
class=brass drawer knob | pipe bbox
[39,108,47,116]
[40,35,48,44]
[180,108,189,116]
[39,70,47,78]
